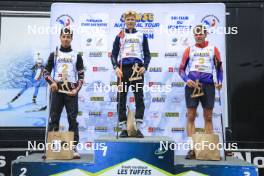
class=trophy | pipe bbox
[191,80,204,98]
[129,63,143,81]
[58,64,71,94]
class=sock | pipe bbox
[187,137,193,150]
[122,123,127,130]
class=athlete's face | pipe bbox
[60,33,72,48]
[194,29,207,44]
[125,15,136,30]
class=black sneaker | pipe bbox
[119,130,128,138]
[185,150,195,160]
[135,129,144,138]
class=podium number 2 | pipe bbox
[19,168,27,176]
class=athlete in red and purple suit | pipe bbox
[179,25,223,159]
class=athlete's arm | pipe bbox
[143,34,151,70]
[43,52,56,85]
[111,34,121,70]
[75,54,84,91]
[214,47,223,84]
[179,47,191,82]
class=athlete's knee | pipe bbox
[50,112,60,118]
[187,109,196,121]
[69,118,78,125]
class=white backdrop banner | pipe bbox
[50,3,226,155]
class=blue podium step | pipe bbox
[174,155,258,176]
[11,153,95,176]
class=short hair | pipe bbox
[60,27,73,37]
[124,10,137,19]
[193,25,207,35]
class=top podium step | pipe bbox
[94,135,175,173]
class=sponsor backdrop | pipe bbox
[50,3,226,155]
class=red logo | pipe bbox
[149,82,154,87]
[168,67,174,72]
[93,67,98,72]
[148,127,154,133]
[85,142,92,148]
[129,97,135,102]
[108,112,113,117]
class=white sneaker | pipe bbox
[73,148,81,159]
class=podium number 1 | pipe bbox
[19,168,27,176]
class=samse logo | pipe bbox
[120,13,154,22]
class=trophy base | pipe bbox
[129,76,142,81]
[191,92,204,98]
[58,90,71,94]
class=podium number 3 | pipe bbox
[19,168,27,176]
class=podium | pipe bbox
[11,136,258,176]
